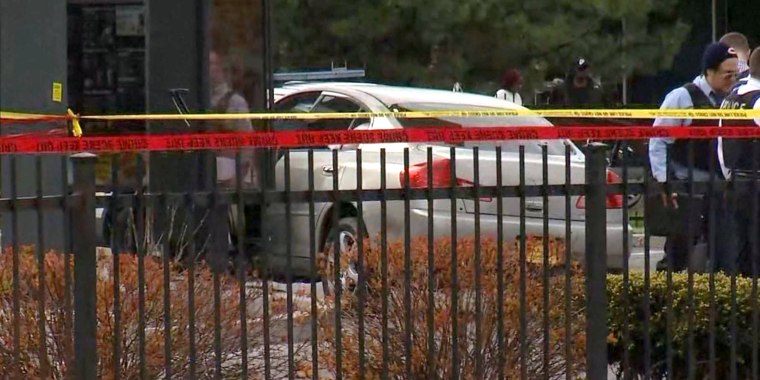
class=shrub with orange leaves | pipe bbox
[0,246,304,379]
[317,235,587,379]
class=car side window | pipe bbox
[272,92,321,132]
[274,91,321,112]
[308,94,369,131]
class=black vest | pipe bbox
[720,88,760,173]
[668,83,722,175]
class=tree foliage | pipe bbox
[273,0,690,97]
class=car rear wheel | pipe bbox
[626,193,642,208]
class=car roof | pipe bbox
[273,82,582,156]
[359,86,525,110]
[276,82,526,110]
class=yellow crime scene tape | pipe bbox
[74,108,760,121]
[67,109,83,137]
[0,109,83,137]
[0,111,66,120]
[3,108,760,138]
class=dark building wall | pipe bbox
[144,0,214,252]
[725,0,760,48]
[146,0,210,194]
[146,0,208,191]
[0,0,68,114]
[146,0,208,114]
[145,0,269,192]
[0,0,270,250]
[0,0,68,249]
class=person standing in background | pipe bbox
[717,32,752,179]
[563,58,603,107]
[495,68,523,105]
[720,32,752,80]
[648,42,739,273]
[719,47,760,276]
[209,49,257,269]
[209,49,256,188]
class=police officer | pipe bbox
[649,42,739,272]
[719,47,760,276]
[720,32,751,81]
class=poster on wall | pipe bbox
[115,5,144,36]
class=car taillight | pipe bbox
[399,158,466,188]
[575,170,625,209]
[399,158,492,201]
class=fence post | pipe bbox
[71,152,98,380]
[584,142,608,378]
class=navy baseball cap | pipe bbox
[702,42,738,72]
[575,58,589,71]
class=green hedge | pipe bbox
[607,272,760,379]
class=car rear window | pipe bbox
[388,102,568,156]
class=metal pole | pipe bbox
[263,0,274,112]
[621,18,628,106]
[261,0,275,245]
[712,0,718,42]
[195,0,215,260]
[622,75,628,106]
[584,143,609,379]
[71,152,98,380]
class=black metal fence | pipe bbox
[1,140,758,379]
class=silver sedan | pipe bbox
[262,82,632,281]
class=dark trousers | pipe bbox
[661,190,736,273]
[662,194,703,272]
[730,179,760,277]
[708,190,737,274]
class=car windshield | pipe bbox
[388,102,569,155]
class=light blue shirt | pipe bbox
[648,75,721,182]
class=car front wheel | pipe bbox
[322,217,365,297]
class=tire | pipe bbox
[626,193,642,208]
[322,217,365,297]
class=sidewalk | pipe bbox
[629,234,665,272]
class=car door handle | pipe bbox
[525,201,543,212]
[322,165,334,174]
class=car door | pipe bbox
[271,90,369,209]
[269,91,324,220]
[272,90,371,253]
[303,91,370,191]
